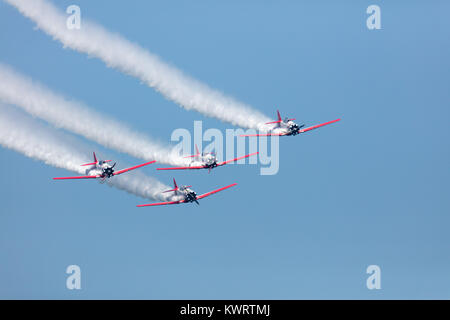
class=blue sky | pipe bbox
[0,0,449,299]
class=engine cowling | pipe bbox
[288,123,300,135]
[103,167,114,178]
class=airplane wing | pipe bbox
[113,160,156,176]
[239,133,287,137]
[196,183,237,200]
[156,165,206,171]
[299,118,341,133]
[53,175,101,180]
[217,152,259,166]
[136,199,186,207]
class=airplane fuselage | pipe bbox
[190,154,218,169]
[272,119,304,136]
[204,154,218,168]
[181,188,199,204]
[89,161,115,178]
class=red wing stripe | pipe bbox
[157,166,205,170]
[53,175,100,180]
[217,152,259,166]
[197,183,237,200]
[80,162,97,167]
[113,160,156,176]
[300,118,341,133]
[137,200,185,207]
[265,120,282,124]
[239,133,286,137]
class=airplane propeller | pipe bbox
[103,163,116,177]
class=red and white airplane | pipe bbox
[137,178,237,207]
[241,110,340,137]
[157,145,258,173]
[53,152,155,181]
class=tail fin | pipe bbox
[162,178,180,193]
[183,144,202,158]
[173,178,178,190]
[265,109,283,125]
[80,151,99,166]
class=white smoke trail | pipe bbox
[0,63,187,166]
[0,103,176,202]
[5,0,271,130]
